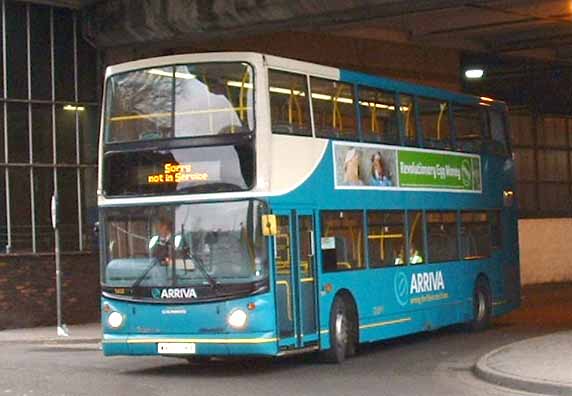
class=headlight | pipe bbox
[107,311,124,329]
[227,309,248,329]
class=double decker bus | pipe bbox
[99,52,520,363]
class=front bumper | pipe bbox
[102,331,279,357]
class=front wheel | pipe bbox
[469,278,492,332]
[321,296,356,363]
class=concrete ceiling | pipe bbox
[330,0,572,63]
[78,0,572,63]
[19,0,99,9]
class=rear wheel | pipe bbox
[321,295,357,363]
[469,278,492,332]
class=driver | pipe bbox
[151,217,173,265]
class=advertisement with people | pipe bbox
[334,143,398,188]
[333,141,482,193]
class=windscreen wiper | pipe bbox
[188,252,219,291]
[178,224,218,290]
[131,258,161,288]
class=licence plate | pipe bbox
[157,342,196,354]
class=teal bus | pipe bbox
[99,52,520,362]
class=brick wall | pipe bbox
[0,254,100,330]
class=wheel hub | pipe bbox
[476,291,486,321]
[335,311,348,347]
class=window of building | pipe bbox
[311,78,357,140]
[0,4,98,254]
[418,97,451,149]
[0,174,6,251]
[400,94,417,146]
[269,69,311,136]
[426,211,458,263]
[454,105,484,153]
[359,87,399,144]
[321,211,364,272]
[460,211,490,259]
[5,2,28,100]
[30,5,52,100]
[407,211,425,264]
[367,211,405,267]
[511,111,572,217]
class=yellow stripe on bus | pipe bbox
[359,317,412,330]
[318,317,412,335]
[103,337,278,345]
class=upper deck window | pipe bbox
[454,105,484,153]
[105,62,255,144]
[418,97,451,149]
[488,109,510,156]
[269,70,311,136]
[359,87,399,144]
[311,77,357,140]
[400,94,417,146]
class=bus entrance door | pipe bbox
[274,211,319,350]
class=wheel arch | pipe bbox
[475,272,491,292]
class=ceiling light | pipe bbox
[464,68,484,79]
[63,105,85,111]
[146,69,195,79]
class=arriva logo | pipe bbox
[410,271,445,294]
[394,272,409,306]
[394,270,446,306]
[461,159,472,188]
[152,288,198,299]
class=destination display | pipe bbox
[103,144,253,196]
[143,162,219,185]
[333,141,481,193]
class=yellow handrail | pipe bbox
[437,102,447,140]
[332,85,344,130]
[409,212,421,247]
[109,106,252,122]
[287,85,303,126]
[370,103,378,133]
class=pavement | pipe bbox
[0,322,101,345]
[474,330,572,395]
[1,318,572,395]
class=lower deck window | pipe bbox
[490,210,502,250]
[408,211,425,264]
[426,211,458,263]
[321,211,364,272]
[367,211,405,267]
[461,211,491,259]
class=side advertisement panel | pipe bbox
[333,141,481,193]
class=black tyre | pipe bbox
[321,295,357,363]
[469,278,492,332]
